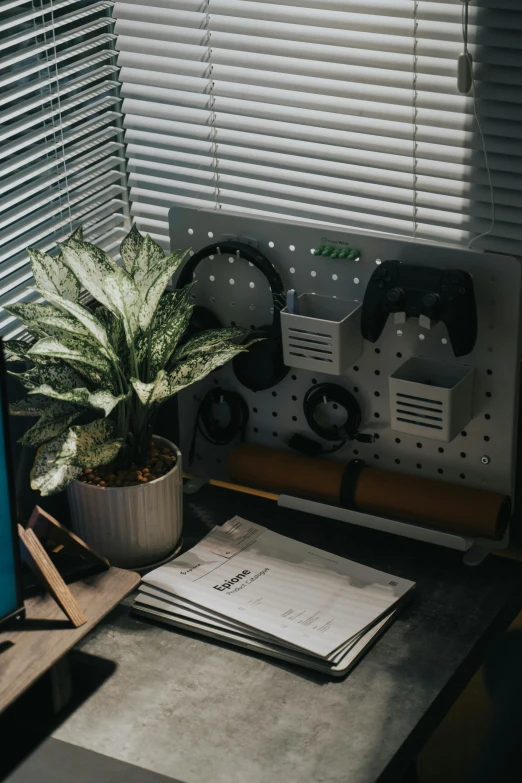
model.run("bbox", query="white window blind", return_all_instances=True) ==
[114,0,522,257]
[0,0,131,338]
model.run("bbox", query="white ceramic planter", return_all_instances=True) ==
[67,436,183,569]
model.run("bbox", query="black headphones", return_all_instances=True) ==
[176,241,289,392]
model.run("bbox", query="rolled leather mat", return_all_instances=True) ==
[227,444,509,540]
[353,466,509,540]
[228,443,345,505]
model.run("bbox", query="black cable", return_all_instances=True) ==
[289,383,369,457]
[189,388,249,465]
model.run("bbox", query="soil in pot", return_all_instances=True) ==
[79,441,177,488]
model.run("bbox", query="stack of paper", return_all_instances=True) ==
[133,517,415,676]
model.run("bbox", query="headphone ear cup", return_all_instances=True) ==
[233,326,289,392]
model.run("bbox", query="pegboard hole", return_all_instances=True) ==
[209,254,214,260]
[252,407,258,413]
[292,395,297,401]
[272,412,277,417]
[353,386,359,393]
[486,391,492,398]
[312,378,317,384]
[230,319,236,325]
[268,241,275,248]
[229,278,235,285]
[373,454,379,460]
[353,449,359,456]
[375,370,380,376]
[441,338,448,345]
[397,329,403,336]
[416,463,422,469]
[353,365,359,372]
[395,458,401,465]
[188,228,194,235]
[354,277,360,284]
[419,334,425,341]
[460,473,466,480]
[461,430,467,437]
[375,348,381,354]
[311,270,317,277]
[438,447,444,453]
[290,267,295,274]
[253,427,258,433]
[249,282,255,288]
[209,275,215,282]
[416,442,422,448]
[332,274,338,281]
[484,435,490,442]
[333,403,338,410]
[208,231,213,238]
[210,296,216,304]
[375,258,382,265]
[395,438,401,444]
[228,256,234,263]
[230,303,235,308]
[438,468,443,475]
[292,374,297,381]
[485,413,491,420]
[292,416,297,422]
[289,244,295,251]
[189,250,194,256]
[396,352,402,358]
[460,452,467,458]
[374,412,380,418]
[374,391,380,397]
[272,431,278,437]
[374,433,380,440]
[486,369,493,375]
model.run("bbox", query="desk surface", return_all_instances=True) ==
[53,486,522,783]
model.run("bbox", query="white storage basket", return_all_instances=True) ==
[389,358,474,442]
[281,294,362,375]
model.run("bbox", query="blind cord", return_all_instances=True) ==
[189,388,249,465]
[461,0,495,250]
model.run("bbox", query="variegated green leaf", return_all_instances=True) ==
[9,358,82,392]
[30,383,129,416]
[9,395,49,416]
[28,248,81,303]
[3,340,33,362]
[31,452,82,496]
[59,238,119,309]
[121,224,145,273]
[174,326,250,362]
[131,234,166,292]
[65,225,83,243]
[28,337,116,388]
[4,302,57,323]
[138,249,188,331]
[102,269,141,347]
[54,419,122,469]
[43,292,120,365]
[20,401,83,447]
[147,287,194,376]
[131,345,248,407]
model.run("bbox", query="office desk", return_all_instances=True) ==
[51,486,522,783]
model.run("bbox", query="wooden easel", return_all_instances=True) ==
[18,506,109,629]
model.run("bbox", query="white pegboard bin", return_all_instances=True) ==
[170,207,521,512]
[281,294,362,375]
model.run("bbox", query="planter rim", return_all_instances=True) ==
[72,436,181,493]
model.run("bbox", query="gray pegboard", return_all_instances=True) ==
[170,207,521,499]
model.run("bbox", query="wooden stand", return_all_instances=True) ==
[18,507,110,629]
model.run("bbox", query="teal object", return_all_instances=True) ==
[314,245,324,255]
[0,345,23,629]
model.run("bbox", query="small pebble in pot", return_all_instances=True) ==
[79,443,177,488]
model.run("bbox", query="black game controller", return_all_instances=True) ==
[361,261,477,356]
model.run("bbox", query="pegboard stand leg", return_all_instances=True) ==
[183,477,209,495]
[462,544,490,566]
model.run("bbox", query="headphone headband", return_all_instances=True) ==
[176,241,285,328]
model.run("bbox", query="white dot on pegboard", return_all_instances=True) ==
[289,245,295,251]
[229,278,235,285]
[228,256,234,263]
[332,274,338,281]
[189,250,194,256]
[188,228,194,235]
[310,248,315,254]
[397,329,403,336]
[311,270,317,277]
[289,267,295,274]
[354,277,359,284]
[209,275,215,282]
[375,258,381,265]
[419,334,425,341]
[441,337,448,345]
[268,241,275,248]
[249,282,255,288]
[209,255,214,260]
[248,262,254,267]
[208,231,213,238]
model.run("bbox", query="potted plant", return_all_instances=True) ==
[5,225,254,568]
